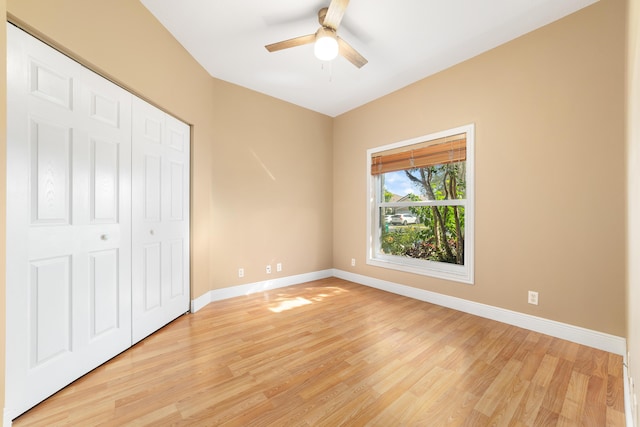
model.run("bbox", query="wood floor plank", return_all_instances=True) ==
[607,356,626,413]
[12,278,626,426]
[516,333,554,381]
[405,367,463,423]
[457,357,501,398]
[540,357,574,415]
[560,371,590,421]
[484,375,529,427]
[474,358,523,416]
[583,375,607,426]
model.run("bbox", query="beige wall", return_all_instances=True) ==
[208,79,333,283]
[628,0,640,422]
[334,0,626,336]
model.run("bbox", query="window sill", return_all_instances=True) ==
[367,255,474,285]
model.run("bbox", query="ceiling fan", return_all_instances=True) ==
[265,0,368,68]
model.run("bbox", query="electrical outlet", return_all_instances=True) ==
[528,290,539,305]
[351,258,356,267]
[266,265,271,274]
[238,268,244,278]
[276,263,282,272]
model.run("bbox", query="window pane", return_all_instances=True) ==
[379,207,420,228]
[380,206,465,265]
[381,171,418,199]
[382,162,466,200]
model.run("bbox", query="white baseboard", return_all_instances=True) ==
[4,409,14,427]
[624,354,636,427]
[190,269,334,312]
[333,269,627,356]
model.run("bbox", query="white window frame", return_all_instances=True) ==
[366,124,475,284]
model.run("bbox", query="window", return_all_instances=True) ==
[367,124,474,284]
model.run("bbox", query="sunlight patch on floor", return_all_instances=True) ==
[266,286,349,313]
[268,297,313,313]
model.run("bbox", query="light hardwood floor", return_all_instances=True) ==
[13,278,625,426]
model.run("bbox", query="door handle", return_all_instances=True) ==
[100,234,109,241]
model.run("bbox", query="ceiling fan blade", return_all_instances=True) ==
[323,0,349,30]
[265,34,315,52]
[338,37,367,68]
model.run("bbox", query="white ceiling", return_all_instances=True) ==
[140,0,597,117]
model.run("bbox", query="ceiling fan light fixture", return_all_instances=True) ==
[265,2,366,68]
[314,27,339,61]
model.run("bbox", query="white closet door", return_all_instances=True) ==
[131,97,190,343]
[6,25,132,419]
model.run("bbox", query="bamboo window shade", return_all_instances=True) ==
[371,133,466,175]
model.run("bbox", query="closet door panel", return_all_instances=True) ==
[28,59,73,108]
[29,256,72,365]
[91,138,120,223]
[6,25,132,420]
[89,249,120,337]
[132,97,190,344]
[144,154,162,221]
[169,161,185,221]
[169,239,186,298]
[143,242,163,310]
[30,119,71,224]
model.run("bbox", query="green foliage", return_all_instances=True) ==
[380,227,423,255]
[381,220,463,264]
[405,163,465,201]
[381,162,466,265]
